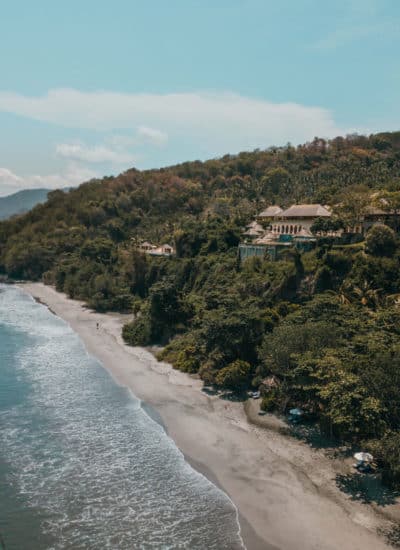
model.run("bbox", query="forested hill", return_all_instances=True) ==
[1,130,400,279]
[0,188,50,220]
[2,131,400,489]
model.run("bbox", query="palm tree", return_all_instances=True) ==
[385,293,400,308]
[339,280,382,309]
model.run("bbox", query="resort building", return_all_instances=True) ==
[239,203,329,261]
[257,206,283,225]
[362,206,398,233]
[242,220,264,240]
[239,199,400,262]
[270,204,332,236]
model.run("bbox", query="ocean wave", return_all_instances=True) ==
[0,285,244,549]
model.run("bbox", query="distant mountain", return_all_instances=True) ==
[0,188,50,220]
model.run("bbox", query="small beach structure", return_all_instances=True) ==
[289,408,304,423]
[259,375,281,395]
[353,452,375,472]
[289,408,304,417]
[353,452,373,462]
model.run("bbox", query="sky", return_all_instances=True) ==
[0,0,399,196]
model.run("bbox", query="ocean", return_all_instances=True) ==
[0,285,244,549]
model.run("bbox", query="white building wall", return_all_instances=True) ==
[271,218,314,235]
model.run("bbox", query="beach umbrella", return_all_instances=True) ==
[353,452,373,462]
[289,408,303,416]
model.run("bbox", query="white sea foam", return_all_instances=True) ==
[0,285,245,549]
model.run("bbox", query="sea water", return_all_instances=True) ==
[0,285,244,549]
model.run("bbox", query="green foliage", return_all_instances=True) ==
[122,315,151,346]
[158,333,202,373]
[259,295,400,446]
[4,242,54,279]
[215,360,252,391]
[347,254,400,297]
[373,433,400,486]
[365,224,398,257]
[318,367,385,440]
[310,217,344,235]
[261,389,281,412]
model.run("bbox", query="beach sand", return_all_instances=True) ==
[18,283,397,550]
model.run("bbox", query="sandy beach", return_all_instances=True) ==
[18,283,398,550]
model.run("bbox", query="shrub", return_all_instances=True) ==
[261,390,280,412]
[365,224,398,257]
[215,360,252,391]
[122,317,151,346]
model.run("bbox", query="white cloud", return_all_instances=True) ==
[0,88,345,155]
[56,142,137,164]
[0,164,97,196]
[0,167,22,185]
[312,21,399,50]
[137,126,168,146]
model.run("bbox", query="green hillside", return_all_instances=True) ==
[0,188,51,220]
[2,131,400,487]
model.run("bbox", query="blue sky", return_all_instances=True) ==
[0,0,399,195]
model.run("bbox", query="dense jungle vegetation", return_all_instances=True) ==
[2,131,400,486]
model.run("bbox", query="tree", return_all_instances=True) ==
[336,185,370,228]
[125,249,148,297]
[260,167,290,196]
[365,224,398,257]
[311,217,344,235]
[319,370,385,439]
[4,242,54,279]
[339,279,382,309]
[147,279,184,342]
[215,360,252,391]
[371,432,400,487]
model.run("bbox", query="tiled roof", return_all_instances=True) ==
[258,206,283,217]
[245,221,264,230]
[365,206,389,215]
[243,222,264,235]
[280,204,331,218]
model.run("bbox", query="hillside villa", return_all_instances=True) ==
[239,202,397,261]
[138,241,175,257]
[240,204,328,260]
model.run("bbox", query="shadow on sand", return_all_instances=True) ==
[201,386,247,402]
[378,525,400,548]
[335,472,400,506]
[289,420,341,450]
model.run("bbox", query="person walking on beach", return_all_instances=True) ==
[96,322,99,330]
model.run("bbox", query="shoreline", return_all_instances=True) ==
[17,283,397,550]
